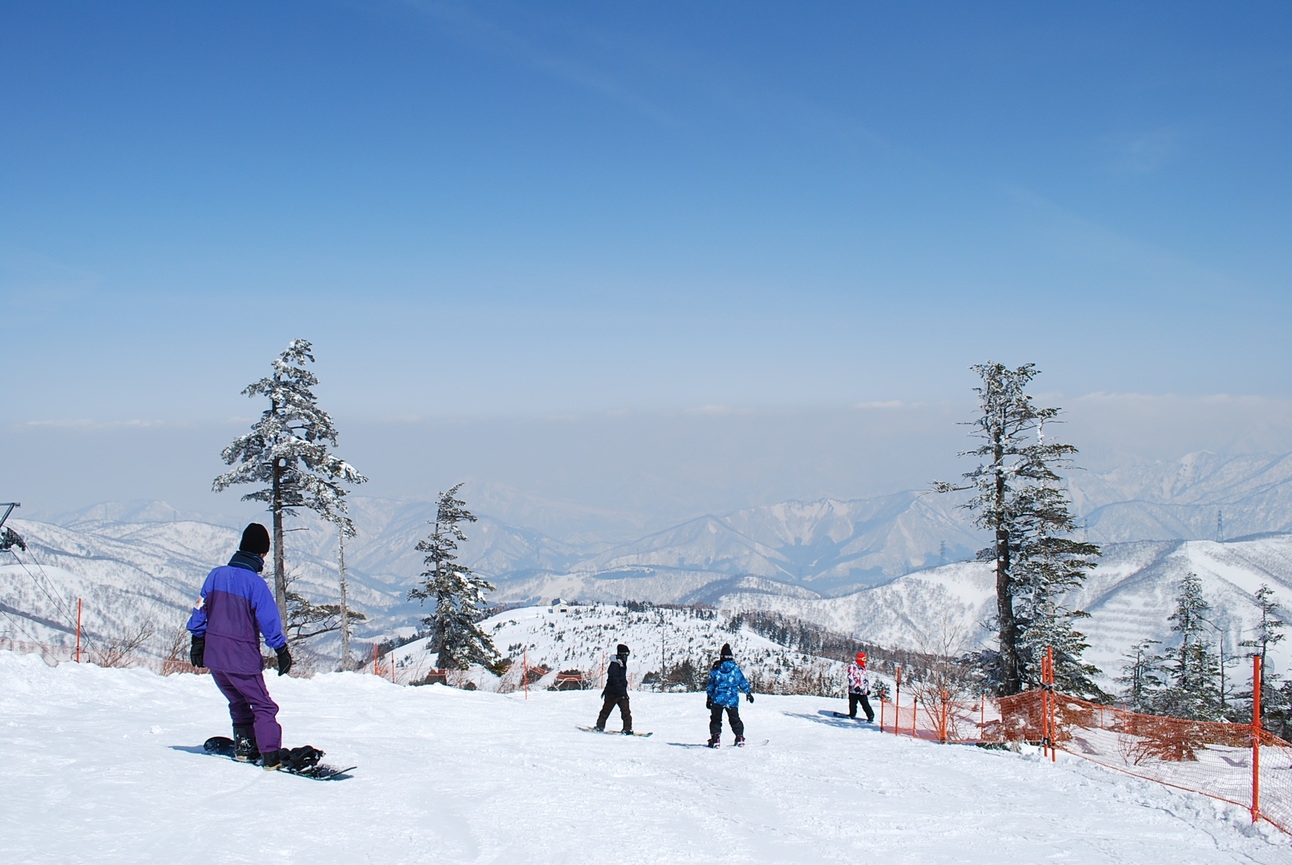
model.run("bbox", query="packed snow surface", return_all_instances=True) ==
[1,652,1287,864]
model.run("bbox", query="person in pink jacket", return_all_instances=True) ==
[845,651,874,722]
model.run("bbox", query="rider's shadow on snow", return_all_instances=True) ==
[782,711,873,730]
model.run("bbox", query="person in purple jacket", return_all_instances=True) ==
[187,523,293,769]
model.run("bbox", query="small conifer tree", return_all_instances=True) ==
[408,484,499,671]
[1240,584,1287,728]
[1154,571,1222,720]
[1117,639,1165,713]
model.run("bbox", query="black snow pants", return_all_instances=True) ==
[709,704,745,741]
[848,692,874,722]
[596,694,632,732]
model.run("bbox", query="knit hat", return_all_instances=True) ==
[720,643,733,660]
[617,643,630,657]
[855,651,867,665]
[240,523,271,556]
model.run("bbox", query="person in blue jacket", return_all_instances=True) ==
[186,523,293,769]
[706,643,753,747]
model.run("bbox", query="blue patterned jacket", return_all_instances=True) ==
[706,659,752,708]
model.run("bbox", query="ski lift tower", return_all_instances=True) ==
[0,502,24,552]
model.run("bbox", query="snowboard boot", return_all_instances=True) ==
[707,737,720,749]
[260,749,286,771]
[593,726,604,732]
[232,725,259,762]
[622,729,634,735]
[735,736,747,747]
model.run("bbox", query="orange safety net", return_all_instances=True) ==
[979,690,1292,836]
[878,653,1292,837]
[880,693,993,744]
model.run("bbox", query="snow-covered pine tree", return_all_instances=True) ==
[213,339,367,622]
[407,484,499,671]
[934,362,1101,696]
[1239,584,1286,728]
[1154,571,1222,720]
[1116,639,1165,713]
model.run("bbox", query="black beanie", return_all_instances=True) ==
[240,523,271,556]
[720,643,733,660]
[617,644,630,656]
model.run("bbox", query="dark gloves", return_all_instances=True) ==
[276,646,292,677]
[705,696,713,710]
[746,692,754,704]
[190,636,205,668]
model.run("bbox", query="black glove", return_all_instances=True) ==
[190,636,205,668]
[745,692,754,704]
[705,697,713,710]
[276,646,292,677]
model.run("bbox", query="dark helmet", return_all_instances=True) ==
[616,643,630,657]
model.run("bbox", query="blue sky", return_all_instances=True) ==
[3,2,1291,521]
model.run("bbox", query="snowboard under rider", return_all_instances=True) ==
[594,643,633,734]
[706,643,753,747]
[846,651,874,722]
[186,523,295,769]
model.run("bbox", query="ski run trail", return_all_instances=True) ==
[0,653,1287,865]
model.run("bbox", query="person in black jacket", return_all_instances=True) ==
[593,643,633,734]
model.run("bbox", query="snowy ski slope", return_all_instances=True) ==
[0,651,1287,865]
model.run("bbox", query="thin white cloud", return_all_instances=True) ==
[12,419,189,431]
[683,405,753,416]
[853,400,918,410]
[1102,128,1180,173]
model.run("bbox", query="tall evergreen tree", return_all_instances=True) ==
[408,484,498,671]
[934,362,1101,696]
[213,339,367,622]
[1154,571,1222,720]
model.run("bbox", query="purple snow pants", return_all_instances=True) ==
[211,670,282,753]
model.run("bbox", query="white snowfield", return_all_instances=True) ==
[1,652,1287,865]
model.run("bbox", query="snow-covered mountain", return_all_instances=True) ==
[5,449,1292,676]
[718,536,1292,685]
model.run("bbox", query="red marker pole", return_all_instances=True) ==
[894,666,902,736]
[1252,655,1262,825]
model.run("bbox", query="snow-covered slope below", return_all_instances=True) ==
[0,652,1285,864]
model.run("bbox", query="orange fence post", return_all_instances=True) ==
[1252,654,1262,825]
[879,696,885,732]
[894,666,901,736]
[1040,649,1050,760]
[523,648,529,701]
[1047,646,1056,763]
[75,598,83,663]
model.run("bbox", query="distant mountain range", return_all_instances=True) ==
[3,449,1292,684]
